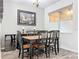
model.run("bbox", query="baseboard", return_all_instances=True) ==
[1,47,5,50]
[60,46,78,53]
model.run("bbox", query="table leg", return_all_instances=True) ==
[5,36,6,51]
[13,35,16,47]
[11,35,13,46]
[29,41,32,59]
[14,35,16,43]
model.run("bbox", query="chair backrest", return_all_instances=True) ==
[17,31,23,50]
[37,31,48,45]
[38,30,48,39]
[49,30,60,39]
[49,30,60,44]
[48,30,59,44]
[26,30,38,36]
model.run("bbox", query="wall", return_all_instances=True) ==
[45,0,78,52]
[1,0,78,52]
[1,0,45,48]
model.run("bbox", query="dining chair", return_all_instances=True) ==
[17,31,30,59]
[33,30,49,57]
[17,31,41,59]
[48,30,58,56]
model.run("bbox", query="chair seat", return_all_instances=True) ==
[23,44,30,49]
[23,44,45,49]
[33,44,45,48]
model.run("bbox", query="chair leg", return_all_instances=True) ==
[18,49,24,59]
[45,46,48,58]
[18,50,21,57]
[54,44,57,55]
[19,50,24,59]
[22,50,24,59]
[57,38,59,53]
[48,46,50,57]
[36,49,39,59]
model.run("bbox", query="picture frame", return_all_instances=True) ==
[17,10,36,26]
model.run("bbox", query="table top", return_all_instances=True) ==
[22,35,40,40]
[22,33,51,41]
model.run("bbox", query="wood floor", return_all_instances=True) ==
[1,40,78,59]
[1,48,78,59]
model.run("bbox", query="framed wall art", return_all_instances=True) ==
[17,10,36,26]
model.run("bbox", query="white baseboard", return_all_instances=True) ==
[60,46,78,53]
[1,47,5,50]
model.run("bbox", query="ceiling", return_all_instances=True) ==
[12,0,60,8]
